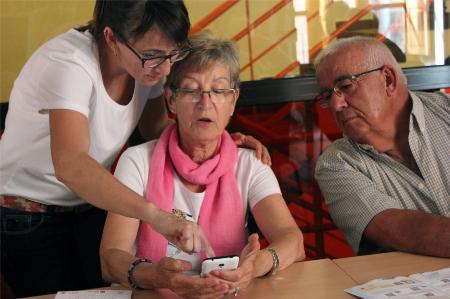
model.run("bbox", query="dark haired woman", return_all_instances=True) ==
[0,1,268,297]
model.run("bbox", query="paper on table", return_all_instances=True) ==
[55,290,132,299]
[345,266,450,299]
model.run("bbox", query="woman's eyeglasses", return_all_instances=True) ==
[174,88,237,104]
[115,31,191,68]
[123,41,191,68]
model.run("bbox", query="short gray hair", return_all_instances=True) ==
[314,36,406,84]
[166,31,240,89]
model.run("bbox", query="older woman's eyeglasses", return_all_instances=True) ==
[316,66,384,108]
[175,88,237,104]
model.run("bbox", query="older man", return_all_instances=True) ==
[314,36,450,257]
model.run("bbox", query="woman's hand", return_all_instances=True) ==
[230,132,271,166]
[153,258,232,299]
[208,233,261,294]
[149,209,215,257]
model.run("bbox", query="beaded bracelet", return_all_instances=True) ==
[127,258,152,289]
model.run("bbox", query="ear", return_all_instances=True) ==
[230,89,240,116]
[164,87,176,113]
[383,65,397,96]
[103,26,119,54]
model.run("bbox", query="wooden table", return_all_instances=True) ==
[24,252,450,299]
[23,259,355,299]
[333,251,450,284]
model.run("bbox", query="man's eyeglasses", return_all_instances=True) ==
[316,66,384,108]
[116,31,192,68]
[174,88,237,104]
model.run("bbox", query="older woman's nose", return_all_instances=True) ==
[197,91,213,108]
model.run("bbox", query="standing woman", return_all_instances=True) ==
[0,1,208,297]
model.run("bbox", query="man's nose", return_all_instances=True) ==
[329,92,348,112]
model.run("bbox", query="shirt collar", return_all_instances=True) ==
[349,91,426,153]
[409,91,426,133]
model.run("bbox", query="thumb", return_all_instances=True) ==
[248,233,260,252]
[165,258,192,272]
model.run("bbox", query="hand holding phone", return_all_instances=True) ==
[201,255,239,276]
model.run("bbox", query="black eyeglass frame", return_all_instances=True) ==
[315,66,384,105]
[115,31,192,69]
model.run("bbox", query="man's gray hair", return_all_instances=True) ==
[166,31,240,89]
[314,36,406,84]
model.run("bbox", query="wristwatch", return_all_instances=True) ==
[263,247,279,277]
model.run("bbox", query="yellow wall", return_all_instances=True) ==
[1,0,94,102]
[1,0,448,103]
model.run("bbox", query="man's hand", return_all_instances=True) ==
[231,132,271,166]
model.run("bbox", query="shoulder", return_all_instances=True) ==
[237,147,257,162]
[411,91,450,124]
[121,139,158,162]
[316,138,361,169]
[236,148,265,169]
[412,91,450,111]
[37,29,99,76]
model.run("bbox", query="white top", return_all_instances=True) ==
[0,29,163,206]
[114,140,282,272]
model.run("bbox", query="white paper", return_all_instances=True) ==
[55,290,132,299]
[345,266,450,299]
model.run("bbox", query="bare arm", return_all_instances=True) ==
[50,109,155,220]
[250,194,305,275]
[138,95,174,141]
[100,212,230,297]
[364,209,450,257]
[211,194,305,289]
[49,109,212,254]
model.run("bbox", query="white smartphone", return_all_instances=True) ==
[201,255,240,276]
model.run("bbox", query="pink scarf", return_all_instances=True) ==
[136,124,246,262]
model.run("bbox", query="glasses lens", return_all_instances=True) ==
[143,57,166,68]
[335,79,356,96]
[176,88,201,102]
[210,89,235,103]
[315,90,331,108]
[171,49,191,63]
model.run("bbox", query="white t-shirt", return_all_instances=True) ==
[114,140,282,272]
[0,29,163,206]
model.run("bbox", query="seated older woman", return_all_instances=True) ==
[100,32,305,298]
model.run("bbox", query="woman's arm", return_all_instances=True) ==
[49,109,211,254]
[100,212,231,297]
[210,194,305,289]
[251,194,305,274]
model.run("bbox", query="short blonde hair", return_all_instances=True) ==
[166,31,240,89]
[314,36,406,84]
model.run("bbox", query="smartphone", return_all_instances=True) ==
[201,255,240,276]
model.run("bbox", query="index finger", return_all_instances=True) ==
[199,228,215,258]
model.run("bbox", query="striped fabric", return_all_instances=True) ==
[315,91,450,254]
